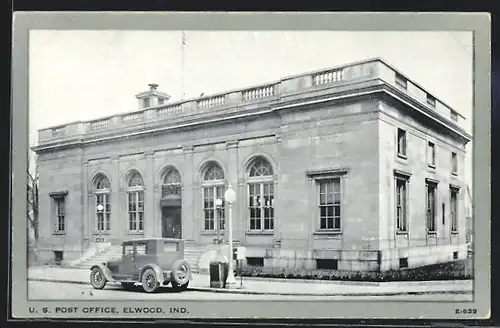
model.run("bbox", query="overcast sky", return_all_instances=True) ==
[29,30,473,187]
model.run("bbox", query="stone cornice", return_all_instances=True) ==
[32,82,471,153]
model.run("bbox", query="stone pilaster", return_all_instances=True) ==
[82,161,89,248]
[182,145,195,241]
[111,156,121,241]
[144,151,155,238]
[226,140,239,242]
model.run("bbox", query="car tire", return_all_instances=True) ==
[90,267,107,290]
[171,260,191,287]
[141,268,160,293]
[171,280,189,291]
[121,282,135,290]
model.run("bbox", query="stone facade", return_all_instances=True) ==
[33,58,471,271]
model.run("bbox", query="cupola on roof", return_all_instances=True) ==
[135,83,171,109]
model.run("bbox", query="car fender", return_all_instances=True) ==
[90,263,114,282]
[139,263,165,282]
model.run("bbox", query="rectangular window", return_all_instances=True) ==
[246,257,264,267]
[143,98,150,108]
[203,186,225,231]
[316,259,338,270]
[128,191,144,232]
[203,187,215,231]
[164,242,179,253]
[397,128,407,158]
[158,98,165,105]
[216,186,226,231]
[451,188,459,233]
[96,193,111,231]
[426,182,437,232]
[318,179,341,231]
[451,111,458,122]
[136,244,147,255]
[428,141,436,167]
[123,245,134,256]
[395,177,408,232]
[452,152,458,174]
[248,182,274,231]
[442,203,446,225]
[54,197,66,233]
[395,72,407,89]
[426,94,436,107]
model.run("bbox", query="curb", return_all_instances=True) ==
[28,278,472,297]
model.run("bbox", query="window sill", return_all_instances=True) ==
[52,232,66,236]
[452,172,458,177]
[245,231,274,236]
[396,231,409,235]
[126,232,144,236]
[314,231,342,236]
[397,153,408,161]
[93,232,111,236]
[427,164,436,170]
[451,231,459,235]
[200,231,225,236]
[427,231,437,236]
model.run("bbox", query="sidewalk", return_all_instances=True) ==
[27,266,472,296]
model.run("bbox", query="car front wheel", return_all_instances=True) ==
[90,267,107,290]
[141,269,160,293]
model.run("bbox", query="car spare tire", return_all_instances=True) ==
[171,260,191,286]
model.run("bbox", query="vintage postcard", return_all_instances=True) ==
[10,11,490,320]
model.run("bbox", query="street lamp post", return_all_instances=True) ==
[224,184,236,285]
[96,204,104,242]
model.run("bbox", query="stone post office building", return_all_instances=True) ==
[32,58,471,272]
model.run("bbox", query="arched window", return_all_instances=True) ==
[247,157,275,231]
[127,172,144,233]
[94,174,111,232]
[162,168,182,197]
[202,163,225,232]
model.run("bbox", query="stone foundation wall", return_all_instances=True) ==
[239,244,468,272]
[379,243,468,271]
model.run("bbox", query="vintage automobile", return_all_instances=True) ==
[89,238,192,293]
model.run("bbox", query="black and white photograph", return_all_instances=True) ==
[11,12,491,320]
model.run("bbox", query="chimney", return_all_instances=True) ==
[135,83,171,109]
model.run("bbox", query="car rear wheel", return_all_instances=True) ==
[121,282,135,290]
[171,281,189,291]
[171,260,191,287]
[90,267,107,290]
[141,269,160,293]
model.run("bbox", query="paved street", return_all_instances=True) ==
[29,281,473,301]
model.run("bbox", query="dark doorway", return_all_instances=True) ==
[162,206,182,239]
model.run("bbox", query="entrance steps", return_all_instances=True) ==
[183,243,208,274]
[70,244,122,269]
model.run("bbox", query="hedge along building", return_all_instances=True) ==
[32,58,471,272]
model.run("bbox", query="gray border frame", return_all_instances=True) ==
[11,12,491,319]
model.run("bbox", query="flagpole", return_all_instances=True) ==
[180,31,186,100]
